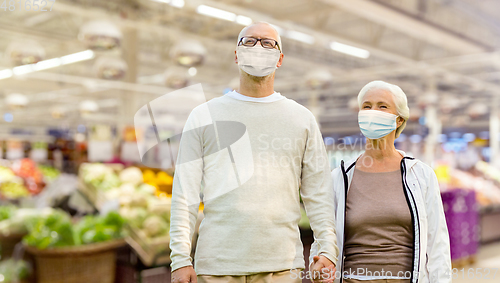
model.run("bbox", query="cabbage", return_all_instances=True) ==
[130,193,149,208]
[99,173,121,191]
[82,164,113,183]
[126,208,148,229]
[82,164,120,191]
[24,210,125,248]
[119,183,136,195]
[119,167,144,186]
[0,205,16,221]
[0,259,31,282]
[0,208,52,236]
[138,183,156,195]
[148,198,171,222]
[143,215,168,238]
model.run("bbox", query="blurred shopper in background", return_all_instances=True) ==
[310,81,451,283]
[170,22,338,283]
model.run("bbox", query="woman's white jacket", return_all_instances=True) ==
[309,150,452,283]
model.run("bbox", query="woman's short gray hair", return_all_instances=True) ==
[357,80,410,138]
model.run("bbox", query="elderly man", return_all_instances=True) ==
[170,22,338,283]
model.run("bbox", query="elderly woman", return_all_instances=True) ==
[310,81,451,283]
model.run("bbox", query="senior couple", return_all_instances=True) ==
[169,22,452,283]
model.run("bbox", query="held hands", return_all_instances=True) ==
[311,255,336,283]
[172,265,197,283]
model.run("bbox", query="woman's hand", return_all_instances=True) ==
[311,255,336,283]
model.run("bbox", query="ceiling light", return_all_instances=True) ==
[188,67,197,76]
[0,69,13,80]
[13,64,35,75]
[0,50,94,79]
[79,21,122,50]
[284,30,315,44]
[6,40,45,65]
[61,50,95,65]
[79,100,99,113]
[151,0,184,8]
[269,24,285,35]
[170,40,206,67]
[5,93,29,108]
[197,5,237,22]
[170,0,184,8]
[93,56,128,80]
[330,42,370,59]
[4,113,13,123]
[235,15,252,26]
[34,58,62,71]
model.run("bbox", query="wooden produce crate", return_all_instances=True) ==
[125,225,171,267]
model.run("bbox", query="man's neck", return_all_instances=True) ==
[238,72,275,98]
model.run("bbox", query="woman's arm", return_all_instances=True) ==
[424,167,452,283]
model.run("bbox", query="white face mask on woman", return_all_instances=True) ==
[236,45,280,77]
[358,110,399,139]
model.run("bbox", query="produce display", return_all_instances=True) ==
[11,159,45,194]
[23,210,125,249]
[0,160,60,200]
[0,181,30,199]
[120,196,171,240]
[0,205,16,222]
[476,161,500,184]
[81,163,121,191]
[0,166,16,183]
[0,259,31,283]
[0,207,54,236]
[142,169,173,197]
[0,166,30,199]
[79,164,173,264]
[436,162,500,206]
[38,165,61,182]
[81,163,173,205]
[107,167,171,240]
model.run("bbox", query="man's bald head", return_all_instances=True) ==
[237,22,282,52]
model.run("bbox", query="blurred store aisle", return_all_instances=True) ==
[452,242,500,283]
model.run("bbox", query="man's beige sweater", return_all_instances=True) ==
[169,92,338,275]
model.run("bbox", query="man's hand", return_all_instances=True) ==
[311,255,336,283]
[172,266,197,283]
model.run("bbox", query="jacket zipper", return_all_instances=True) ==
[400,157,420,283]
[340,160,355,283]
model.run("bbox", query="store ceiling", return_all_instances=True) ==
[0,0,500,136]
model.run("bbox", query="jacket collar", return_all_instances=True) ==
[343,149,418,172]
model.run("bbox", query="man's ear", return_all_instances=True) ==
[234,50,238,64]
[276,53,284,68]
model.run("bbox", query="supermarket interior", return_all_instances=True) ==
[1,0,500,282]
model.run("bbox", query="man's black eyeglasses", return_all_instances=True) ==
[238,37,281,52]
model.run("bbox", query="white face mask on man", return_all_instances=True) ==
[236,45,280,77]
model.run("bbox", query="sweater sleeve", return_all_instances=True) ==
[300,116,338,265]
[309,168,340,268]
[169,110,204,272]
